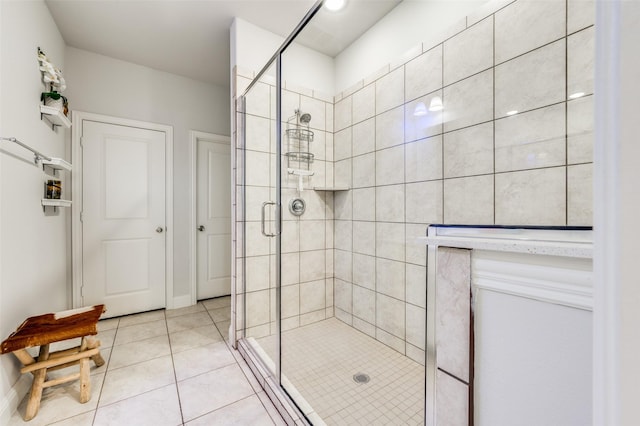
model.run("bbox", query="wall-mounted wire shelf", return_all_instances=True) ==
[285,128,314,142]
[285,152,314,162]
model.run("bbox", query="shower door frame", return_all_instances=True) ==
[238,0,327,419]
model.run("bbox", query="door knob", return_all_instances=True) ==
[156,227,164,233]
[198,225,205,232]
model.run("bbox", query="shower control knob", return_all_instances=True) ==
[198,225,205,232]
[156,226,164,233]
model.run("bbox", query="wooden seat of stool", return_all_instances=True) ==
[0,304,106,421]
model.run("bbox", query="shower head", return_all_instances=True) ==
[299,113,312,124]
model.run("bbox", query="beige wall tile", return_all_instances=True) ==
[444,70,493,132]
[405,135,443,183]
[353,285,376,324]
[376,222,406,262]
[376,184,405,222]
[568,26,595,97]
[334,95,352,131]
[495,167,566,225]
[405,91,444,142]
[376,293,406,338]
[495,40,565,117]
[376,145,405,186]
[352,117,376,156]
[353,152,376,188]
[405,45,443,101]
[376,258,406,300]
[376,106,405,150]
[444,175,494,225]
[444,16,493,86]
[406,181,443,224]
[376,67,405,114]
[568,163,593,226]
[300,280,326,314]
[568,0,595,34]
[353,253,376,290]
[352,83,376,124]
[494,104,566,172]
[444,122,494,178]
[353,220,376,256]
[352,187,376,222]
[436,247,470,382]
[567,95,594,164]
[436,370,469,426]
[495,0,565,63]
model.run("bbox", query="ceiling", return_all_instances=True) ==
[44,0,401,88]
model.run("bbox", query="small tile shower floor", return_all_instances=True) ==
[257,318,425,425]
[8,297,285,426]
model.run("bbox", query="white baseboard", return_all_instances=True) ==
[0,374,30,424]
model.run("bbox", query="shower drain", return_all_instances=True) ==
[353,373,370,384]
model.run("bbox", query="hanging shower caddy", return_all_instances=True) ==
[285,109,314,192]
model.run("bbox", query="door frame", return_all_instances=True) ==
[71,111,174,309]
[189,130,231,305]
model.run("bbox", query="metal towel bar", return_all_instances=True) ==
[0,137,52,163]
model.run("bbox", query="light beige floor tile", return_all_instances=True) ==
[8,373,105,426]
[216,320,231,341]
[109,334,171,370]
[117,310,166,328]
[94,384,182,426]
[166,312,213,334]
[169,324,223,354]
[202,296,231,311]
[114,319,167,346]
[97,317,120,332]
[96,329,117,349]
[178,364,254,422]
[209,306,231,322]
[48,411,95,425]
[186,394,275,425]
[99,355,175,407]
[165,302,206,318]
[173,341,236,381]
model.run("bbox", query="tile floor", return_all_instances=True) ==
[257,318,425,425]
[8,297,286,426]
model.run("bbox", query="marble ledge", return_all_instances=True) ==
[422,235,593,259]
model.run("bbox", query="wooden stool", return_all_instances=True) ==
[0,305,106,421]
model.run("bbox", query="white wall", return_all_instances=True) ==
[335,0,488,92]
[64,47,230,300]
[0,0,68,420]
[231,18,335,96]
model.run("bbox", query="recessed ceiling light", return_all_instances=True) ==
[569,92,585,99]
[506,110,518,116]
[324,0,346,12]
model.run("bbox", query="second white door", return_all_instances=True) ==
[196,136,231,299]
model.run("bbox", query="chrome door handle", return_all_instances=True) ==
[156,226,164,233]
[198,225,205,232]
[261,201,276,237]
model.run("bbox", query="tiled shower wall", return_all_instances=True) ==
[234,70,337,339]
[332,0,594,362]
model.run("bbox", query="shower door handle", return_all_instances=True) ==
[261,201,277,237]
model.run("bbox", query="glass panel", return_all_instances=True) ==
[241,61,279,376]
[278,4,429,424]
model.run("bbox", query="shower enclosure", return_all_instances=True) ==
[233,0,594,424]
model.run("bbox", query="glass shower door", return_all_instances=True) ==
[241,61,280,376]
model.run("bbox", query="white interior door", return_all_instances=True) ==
[196,138,231,299]
[82,120,166,317]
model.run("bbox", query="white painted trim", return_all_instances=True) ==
[0,375,31,424]
[593,1,618,424]
[189,130,231,305]
[71,111,175,310]
[472,251,593,311]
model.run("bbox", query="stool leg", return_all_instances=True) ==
[79,338,91,403]
[24,344,50,421]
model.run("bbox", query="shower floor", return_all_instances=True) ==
[256,318,424,425]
